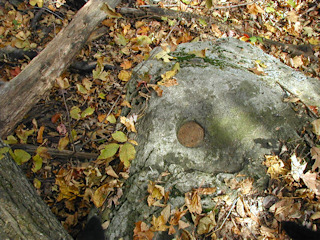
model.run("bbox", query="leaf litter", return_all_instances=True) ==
[0,0,319,238]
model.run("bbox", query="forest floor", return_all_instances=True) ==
[1,0,320,239]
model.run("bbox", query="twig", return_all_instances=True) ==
[213,1,256,9]
[163,20,180,43]
[214,196,240,232]
[60,90,75,152]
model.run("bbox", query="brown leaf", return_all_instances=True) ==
[185,191,202,214]
[301,171,320,195]
[311,147,320,171]
[133,221,154,240]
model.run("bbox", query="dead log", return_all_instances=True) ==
[0,139,73,239]
[0,0,121,138]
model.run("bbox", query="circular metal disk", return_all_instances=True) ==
[177,121,204,148]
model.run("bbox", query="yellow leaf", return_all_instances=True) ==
[93,183,114,208]
[70,106,81,120]
[118,70,132,82]
[119,143,136,167]
[33,178,41,189]
[58,135,69,151]
[150,215,169,232]
[81,107,95,118]
[154,49,175,63]
[29,0,43,7]
[107,114,117,124]
[120,116,137,132]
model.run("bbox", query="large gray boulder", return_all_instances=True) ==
[104,38,320,239]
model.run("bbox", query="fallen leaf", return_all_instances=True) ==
[11,149,31,165]
[197,211,216,235]
[311,119,320,135]
[290,154,307,182]
[247,4,264,15]
[301,171,320,195]
[37,126,45,143]
[119,143,136,167]
[98,143,120,159]
[118,70,132,82]
[101,3,122,18]
[105,166,118,178]
[185,190,202,214]
[150,215,169,232]
[133,221,154,240]
[32,154,43,172]
[58,135,69,151]
[311,147,320,171]
[81,106,95,118]
[112,131,127,143]
[70,106,81,120]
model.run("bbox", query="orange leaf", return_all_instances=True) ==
[133,221,154,240]
[51,113,61,123]
[37,126,45,143]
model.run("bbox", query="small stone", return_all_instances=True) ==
[177,121,204,148]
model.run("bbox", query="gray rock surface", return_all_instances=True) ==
[104,38,319,239]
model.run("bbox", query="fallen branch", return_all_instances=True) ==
[0,0,121,138]
[10,144,98,160]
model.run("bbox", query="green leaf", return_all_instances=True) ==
[119,143,136,167]
[107,114,116,124]
[98,143,120,159]
[112,131,127,143]
[115,33,129,46]
[32,154,43,172]
[98,92,106,99]
[16,129,34,144]
[265,7,275,13]
[286,0,296,8]
[81,107,95,118]
[198,18,207,26]
[3,135,18,144]
[11,149,31,165]
[0,147,10,160]
[76,84,88,94]
[250,36,257,43]
[70,106,81,120]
